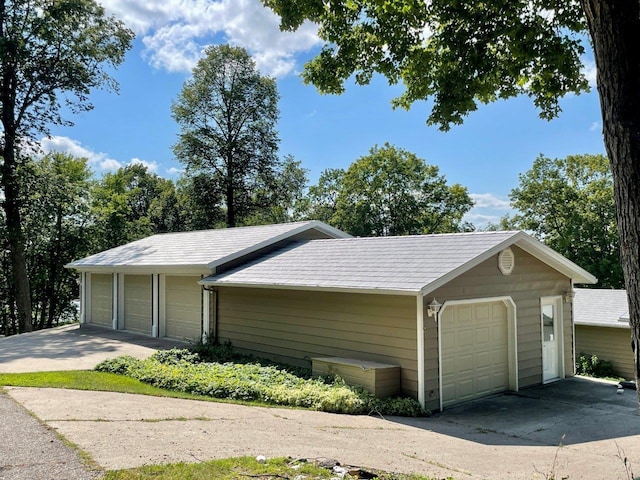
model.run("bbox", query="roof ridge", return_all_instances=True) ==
[138,220,314,238]
[301,230,521,242]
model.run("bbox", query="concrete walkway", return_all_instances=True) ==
[1,325,639,479]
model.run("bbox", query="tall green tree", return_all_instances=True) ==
[509,154,621,289]
[263,0,640,404]
[303,144,473,236]
[92,163,184,250]
[0,0,133,332]
[0,153,94,335]
[296,168,345,224]
[172,44,280,228]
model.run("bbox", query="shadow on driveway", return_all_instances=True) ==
[0,324,187,373]
[395,377,640,447]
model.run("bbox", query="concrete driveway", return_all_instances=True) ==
[1,325,639,479]
[0,324,185,373]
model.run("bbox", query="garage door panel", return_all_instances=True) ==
[91,274,112,327]
[165,276,201,341]
[124,275,151,334]
[441,302,509,407]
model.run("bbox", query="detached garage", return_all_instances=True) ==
[69,224,597,411]
[201,231,596,411]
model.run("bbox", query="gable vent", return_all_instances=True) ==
[498,248,515,275]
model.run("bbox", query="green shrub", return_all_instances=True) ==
[95,354,428,416]
[189,339,242,363]
[95,356,142,375]
[151,348,201,365]
[576,353,616,378]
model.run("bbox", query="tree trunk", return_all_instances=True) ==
[582,0,640,407]
[0,1,32,333]
[0,149,33,333]
[226,157,235,227]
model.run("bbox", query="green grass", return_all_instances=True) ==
[0,371,240,403]
[103,456,437,480]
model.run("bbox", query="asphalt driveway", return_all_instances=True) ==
[1,325,639,479]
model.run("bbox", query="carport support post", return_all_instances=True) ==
[417,294,426,409]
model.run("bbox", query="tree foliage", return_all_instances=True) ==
[91,163,185,251]
[508,154,622,288]
[301,144,473,236]
[263,0,588,130]
[172,44,281,228]
[0,153,94,335]
[0,0,133,332]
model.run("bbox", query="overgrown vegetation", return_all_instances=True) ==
[103,456,436,480]
[96,347,428,417]
[576,353,617,379]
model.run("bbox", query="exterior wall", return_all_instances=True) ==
[123,274,152,334]
[575,325,634,380]
[424,246,572,411]
[217,287,418,398]
[90,274,112,327]
[165,275,202,341]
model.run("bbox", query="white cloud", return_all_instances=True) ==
[167,166,185,176]
[40,136,123,171]
[463,212,503,226]
[469,193,510,209]
[582,58,597,88]
[101,0,321,77]
[590,121,601,132]
[130,157,159,173]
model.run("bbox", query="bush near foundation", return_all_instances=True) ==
[576,353,616,378]
[95,349,427,417]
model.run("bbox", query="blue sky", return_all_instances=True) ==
[41,0,606,228]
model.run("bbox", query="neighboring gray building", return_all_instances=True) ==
[574,288,634,380]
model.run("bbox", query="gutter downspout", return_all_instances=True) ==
[417,293,425,409]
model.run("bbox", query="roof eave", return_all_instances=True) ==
[198,279,419,296]
[64,264,211,275]
[575,321,630,329]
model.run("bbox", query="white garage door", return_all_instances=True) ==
[165,276,201,341]
[90,274,112,327]
[441,301,509,407]
[123,275,152,334]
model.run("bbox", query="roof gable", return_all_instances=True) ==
[65,221,349,273]
[201,231,597,294]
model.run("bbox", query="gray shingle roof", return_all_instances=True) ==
[203,230,596,294]
[66,221,346,271]
[574,288,629,328]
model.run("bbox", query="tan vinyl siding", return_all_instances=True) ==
[90,274,112,327]
[217,288,418,398]
[165,276,201,341]
[124,275,152,334]
[576,325,634,380]
[425,245,571,411]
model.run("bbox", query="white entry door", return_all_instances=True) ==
[541,297,562,382]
